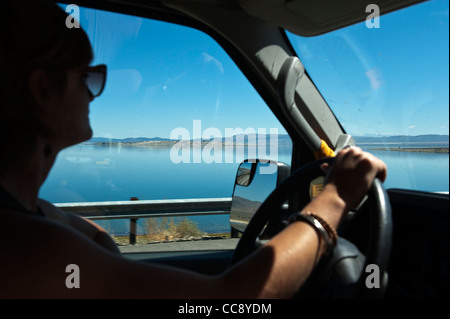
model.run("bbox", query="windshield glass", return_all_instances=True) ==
[287,0,449,192]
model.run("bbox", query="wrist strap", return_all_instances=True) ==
[288,210,338,255]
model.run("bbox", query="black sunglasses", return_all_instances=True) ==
[82,64,107,97]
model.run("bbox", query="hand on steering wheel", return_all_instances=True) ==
[230,148,392,299]
[321,146,387,213]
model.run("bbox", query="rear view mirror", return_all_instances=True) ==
[230,159,290,237]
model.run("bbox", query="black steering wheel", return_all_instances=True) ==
[230,157,392,299]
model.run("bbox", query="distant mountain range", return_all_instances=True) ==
[87,137,173,143]
[86,134,448,145]
[353,134,449,143]
[87,134,293,145]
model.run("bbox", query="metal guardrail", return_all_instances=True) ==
[55,197,233,245]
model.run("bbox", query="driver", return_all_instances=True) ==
[0,0,387,298]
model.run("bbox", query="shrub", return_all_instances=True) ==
[144,217,204,241]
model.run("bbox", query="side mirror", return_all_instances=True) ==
[230,159,290,237]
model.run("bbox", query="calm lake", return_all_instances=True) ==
[40,142,449,235]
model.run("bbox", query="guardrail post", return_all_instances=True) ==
[130,218,138,245]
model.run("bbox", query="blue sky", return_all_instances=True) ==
[72,7,282,140]
[288,0,449,136]
[69,0,448,139]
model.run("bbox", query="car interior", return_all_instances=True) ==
[45,0,449,299]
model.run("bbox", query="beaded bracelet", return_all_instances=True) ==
[288,210,338,255]
[302,211,338,246]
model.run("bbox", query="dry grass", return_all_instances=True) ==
[144,217,205,242]
[108,217,232,246]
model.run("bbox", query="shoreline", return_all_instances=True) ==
[369,147,449,153]
[84,140,449,153]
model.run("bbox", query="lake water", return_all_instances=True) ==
[40,142,449,235]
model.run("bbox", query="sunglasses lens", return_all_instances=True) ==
[85,71,105,97]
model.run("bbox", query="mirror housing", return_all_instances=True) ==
[230,159,290,237]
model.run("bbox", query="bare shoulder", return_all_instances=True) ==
[0,210,124,297]
[37,198,71,223]
[38,198,95,233]
[0,208,217,298]
[37,198,121,254]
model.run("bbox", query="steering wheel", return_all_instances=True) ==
[230,157,392,299]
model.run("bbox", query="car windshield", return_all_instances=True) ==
[286,0,449,192]
[42,1,447,250]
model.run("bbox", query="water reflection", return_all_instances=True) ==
[42,144,292,203]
